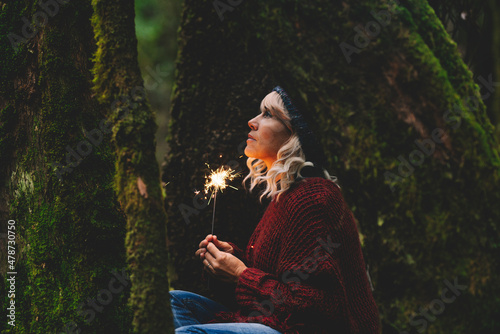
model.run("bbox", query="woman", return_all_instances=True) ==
[170,86,381,333]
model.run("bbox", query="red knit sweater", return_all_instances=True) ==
[209,177,380,333]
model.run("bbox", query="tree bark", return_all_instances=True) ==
[164,0,500,332]
[0,1,130,333]
[91,0,173,332]
[490,0,500,139]
[0,0,173,333]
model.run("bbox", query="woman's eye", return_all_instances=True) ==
[263,110,272,118]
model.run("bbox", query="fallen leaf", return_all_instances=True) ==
[137,177,148,198]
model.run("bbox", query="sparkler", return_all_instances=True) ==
[203,164,239,235]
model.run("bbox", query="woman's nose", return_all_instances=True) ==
[248,117,258,130]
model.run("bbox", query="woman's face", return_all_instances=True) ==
[245,106,291,168]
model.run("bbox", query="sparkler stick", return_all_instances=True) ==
[211,191,217,235]
[202,164,239,290]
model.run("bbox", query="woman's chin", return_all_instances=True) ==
[244,147,255,159]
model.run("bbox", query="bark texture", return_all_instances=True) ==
[91,0,173,332]
[1,0,173,333]
[1,1,129,333]
[163,0,500,333]
[490,0,500,137]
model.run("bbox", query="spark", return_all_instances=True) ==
[204,164,238,201]
[203,164,239,234]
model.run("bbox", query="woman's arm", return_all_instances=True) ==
[229,183,379,332]
[233,217,346,328]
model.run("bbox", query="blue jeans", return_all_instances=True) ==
[170,290,282,334]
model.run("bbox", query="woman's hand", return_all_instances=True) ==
[202,242,248,283]
[195,234,233,260]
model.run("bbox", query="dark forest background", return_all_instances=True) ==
[1,0,499,333]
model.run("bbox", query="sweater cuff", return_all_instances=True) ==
[235,267,272,305]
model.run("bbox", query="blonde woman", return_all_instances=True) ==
[170,86,380,333]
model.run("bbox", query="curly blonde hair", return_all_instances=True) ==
[243,91,338,202]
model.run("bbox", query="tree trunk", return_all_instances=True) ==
[164,0,500,333]
[490,0,500,139]
[0,1,130,333]
[0,0,173,333]
[91,0,173,332]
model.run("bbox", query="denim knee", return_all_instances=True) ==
[170,289,195,299]
[169,289,182,298]
[175,325,207,334]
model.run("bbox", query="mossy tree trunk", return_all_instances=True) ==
[490,0,500,138]
[91,0,173,333]
[0,0,172,333]
[428,0,500,141]
[164,0,500,333]
[0,1,130,333]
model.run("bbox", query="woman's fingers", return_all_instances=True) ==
[206,243,222,259]
[194,248,205,257]
[202,244,242,283]
[199,234,215,248]
[204,248,215,263]
[211,235,230,251]
[212,235,224,248]
[200,235,230,252]
[196,235,232,263]
[203,265,219,279]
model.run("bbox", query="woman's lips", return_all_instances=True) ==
[247,134,256,142]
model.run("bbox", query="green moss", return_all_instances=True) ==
[0,1,132,333]
[91,0,172,332]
